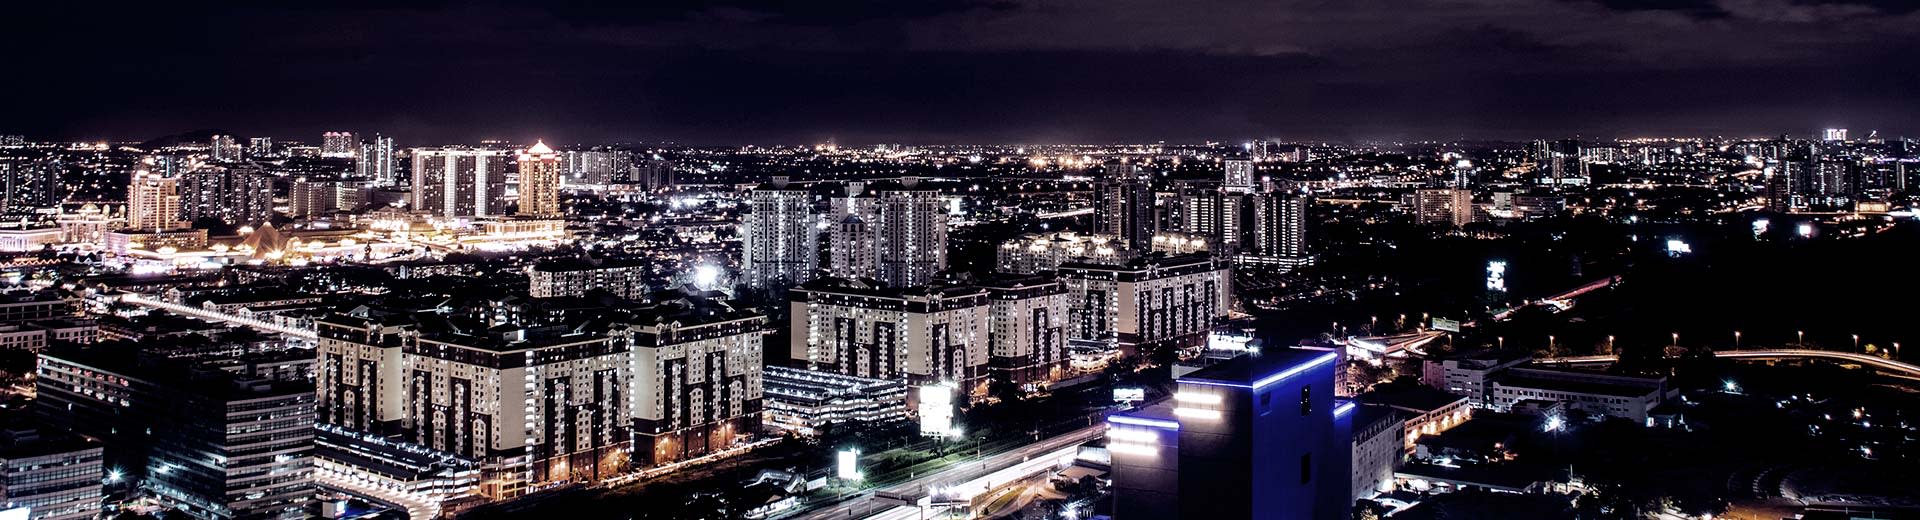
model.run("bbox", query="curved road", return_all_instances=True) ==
[1539,349,1920,378]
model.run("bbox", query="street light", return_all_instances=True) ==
[1798,330,1805,346]
[1672,332,1679,347]
[1734,331,1741,349]
[1606,335,1615,353]
[1548,335,1555,351]
[1854,334,1861,352]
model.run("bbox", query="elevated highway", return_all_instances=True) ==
[1539,349,1920,378]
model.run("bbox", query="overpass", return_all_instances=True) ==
[1538,349,1920,378]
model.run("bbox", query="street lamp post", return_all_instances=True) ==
[1548,335,1555,351]
[1606,335,1615,354]
[1734,331,1741,349]
[1798,330,1805,346]
[1671,333,1679,350]
[1854,334,1861,352]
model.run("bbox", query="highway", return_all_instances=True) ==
[1538,349,1920,378]
[789,423,1106,520]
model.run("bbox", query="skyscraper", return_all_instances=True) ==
[179,166,275,225]
[1109,348,1351,520]
[1244,192,1310,267]
[516,141,562,217]
[829,178,947,288]
[208,135,241,162]
[321,131,358,158]
[410,148,509,218]
[1095,161,1155,250]
[1,158,62,214]
[126,170,185,232]
[742,176,819,292]
[357,135,396,186]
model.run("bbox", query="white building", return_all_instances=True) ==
[1057,253,1231,351]
[411,147,510,218]
[980,275,1069,386]
[621,294,766,465]
[828,178,947,288]
[1489,367,1674,424]
[742,177,818,292]
[789,279,990,388]
[528,257,648,301]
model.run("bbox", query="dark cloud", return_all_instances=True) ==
[2,1,1916,144]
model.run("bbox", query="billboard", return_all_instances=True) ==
[1431,318,1460,333]
[918,383,957,437]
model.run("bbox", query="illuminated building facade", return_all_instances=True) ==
[829,178,947,288]
[980,274,1068,386]
[315,315,631,498]
[126,170,185,232]
[1108,349,1351,520]
[322,131,358,159]
[788,278,990,388]
[516,141,561,217]
[180,166,275,225]
[761,366,908,436]
[411,148,509,218]
[1058,253,1230,352]
[527,257,648,301]
[994,232,1138,275]
[1095,162,1155,250]
[741,176,818,292]
[622,296,766,465]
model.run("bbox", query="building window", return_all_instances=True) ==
[1300,452,1312,484]
[1300,385,1312,416]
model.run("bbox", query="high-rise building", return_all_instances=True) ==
[35,347,317,520]
[1223,159,1255,193]
[179,166,275,225]
[1108,349,1351,520]
[561,149,626,186]
[1094,162,1155,250]
[0,424,105,520]
[315,313,632,495]
[828,178,947,288]
[289,177,365,217]
[789,279,990,387]
[410,148,509,218]
[1413,188,1475,228]
[1,158,62,214]
[321,132,358,158]
[980,275,1068,386]
[1174,187,1244,250]
[1058,253,1230,351]
[1766,160,1801,213]
[247,137,274,158]
[357,135,396,186]
[742,177,819,293]
[126,170,185,232]
[516,141,562,217]
[633,159,675,190]
[208,135,241,162]
[1243,192,1310,267]
[623,296,766,465]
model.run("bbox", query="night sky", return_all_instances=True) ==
[5,0,1919,145]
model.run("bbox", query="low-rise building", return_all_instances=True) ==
[1357,383,1471,451]
[528,257,649,301]
[1420,350,1531,408]
[1350,406,1405,502]
[1489,367,1674,424]
[761,366,908,436]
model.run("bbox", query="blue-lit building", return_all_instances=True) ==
[1109,348,1352,519]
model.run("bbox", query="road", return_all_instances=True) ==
[1538,349,1920,378]
[789,423,1105,520]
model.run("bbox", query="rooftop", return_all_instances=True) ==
[1180,347,1336,389]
